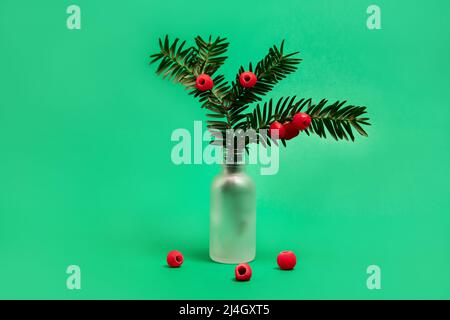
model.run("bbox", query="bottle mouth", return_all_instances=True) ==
[222,146,244,165]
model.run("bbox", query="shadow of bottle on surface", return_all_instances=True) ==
[182,245,210,263]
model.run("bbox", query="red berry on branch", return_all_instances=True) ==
[166,250,184,267]
[269,121,286,140]
[283,122,299,140]
[277,251,297,270]
[292,113,312,131]
[239,71,257,88]
[235,263,252,281]
[195,74,214,91]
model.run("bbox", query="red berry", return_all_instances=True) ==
[269,121,286,140]
[235,263,252,281]
[292,113,312,131]
[239,71,257,88]
[277,251,297,270]
[283,122,299,140]
[195,74,214,91]
[166,250,184,267]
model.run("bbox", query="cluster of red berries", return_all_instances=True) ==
[195,71,311,140]
[269,113,312,140]
[166,250,297,282]
[195,71,258,91]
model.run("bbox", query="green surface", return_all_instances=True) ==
[1,0,449,299]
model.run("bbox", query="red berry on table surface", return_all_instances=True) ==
[269,121,286,140]
[235,263,252,281]
[166,250,184,267]
[292,112,312,131]
[195,74,214,91]
[283,122,299,140]
[277,251,297,270]
[239,71,257,88]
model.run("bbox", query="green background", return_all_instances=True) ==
[1,0,449,299]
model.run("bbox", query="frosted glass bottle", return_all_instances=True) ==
[209,163,256,264]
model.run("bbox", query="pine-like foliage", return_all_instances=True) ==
[246,97,369,147]
[149,36,197,87]
[192,36,229,76]
[150,35,370,146]
[227,41,301,109]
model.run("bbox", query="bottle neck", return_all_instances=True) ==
[223,146,244,164]
[222,163,245,174]
[222,146,245,174]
